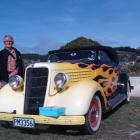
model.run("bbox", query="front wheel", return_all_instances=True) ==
[84,95,102,134]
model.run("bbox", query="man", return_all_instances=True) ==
[0,35,24,88]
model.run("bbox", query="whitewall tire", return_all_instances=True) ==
[84,95,102,134]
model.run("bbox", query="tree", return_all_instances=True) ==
[60,36,102,49]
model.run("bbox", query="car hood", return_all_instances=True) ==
[30,62,91,71]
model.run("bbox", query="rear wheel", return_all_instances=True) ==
[84,95,102,134]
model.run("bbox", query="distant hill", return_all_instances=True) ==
[114,46,137,52]
[21,36,140,76]
[22,53,47,61]
[21,37,140,63]
[60,36,101,49]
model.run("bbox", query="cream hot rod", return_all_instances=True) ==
[0,46,132,134]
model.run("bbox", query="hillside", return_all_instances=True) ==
[60,36,101,49]
[22,37,140,76]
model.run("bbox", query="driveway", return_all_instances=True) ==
[130,77,140,97]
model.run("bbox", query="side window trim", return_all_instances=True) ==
[97,50,116,66]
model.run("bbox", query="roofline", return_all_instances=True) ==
[48,46,111,54]
[48,46,119,64]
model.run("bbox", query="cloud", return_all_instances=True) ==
[19,39,63,54]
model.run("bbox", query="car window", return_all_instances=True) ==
[98,51,115,65]
[48,50,97,64]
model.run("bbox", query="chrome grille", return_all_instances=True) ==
[24,67,48,115]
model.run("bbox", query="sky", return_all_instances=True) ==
[0,0,140,54]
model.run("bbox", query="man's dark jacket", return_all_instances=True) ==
[0,47,24,82]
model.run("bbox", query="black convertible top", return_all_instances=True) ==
[48,46,119,64]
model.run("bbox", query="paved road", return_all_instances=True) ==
[130,77,140,97]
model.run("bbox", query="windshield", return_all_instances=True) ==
[48,50,97,64]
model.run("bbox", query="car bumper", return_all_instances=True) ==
[0,113,85,125]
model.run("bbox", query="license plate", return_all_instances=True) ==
[13,117,35,128]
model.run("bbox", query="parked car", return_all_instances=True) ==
[0,46,132,134]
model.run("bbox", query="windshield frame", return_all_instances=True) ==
[47,49,97,64]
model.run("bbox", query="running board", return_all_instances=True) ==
[108,94,127,109]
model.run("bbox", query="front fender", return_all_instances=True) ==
[0,84,24,114]
[47,80,106,115]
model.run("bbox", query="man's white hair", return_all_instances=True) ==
[3,35,14,43]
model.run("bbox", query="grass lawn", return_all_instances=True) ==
[0,97,140,140]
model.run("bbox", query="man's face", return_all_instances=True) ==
[4,37,13,49]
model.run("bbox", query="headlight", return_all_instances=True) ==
[54,73,68,89]
[9,75,23,90]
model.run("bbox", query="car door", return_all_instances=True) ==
[96,50,119,98]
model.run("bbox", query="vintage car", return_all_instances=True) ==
[0,46,132,134]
